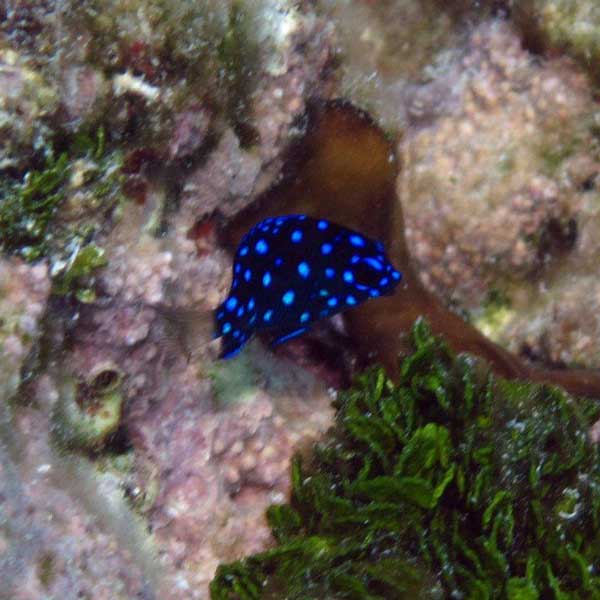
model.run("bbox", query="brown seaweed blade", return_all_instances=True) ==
[220,99,600,398]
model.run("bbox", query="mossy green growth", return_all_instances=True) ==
[0,151,70,261]
[0,127,123,300]
[211,318,600,599]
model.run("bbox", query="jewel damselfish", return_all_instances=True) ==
[215,215,402,358]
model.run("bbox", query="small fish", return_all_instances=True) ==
[215,215,402,358]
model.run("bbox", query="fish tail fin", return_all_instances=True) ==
[151,303,215,361]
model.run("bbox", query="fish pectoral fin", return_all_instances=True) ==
[219,330,247,359]
[270,326,309,347]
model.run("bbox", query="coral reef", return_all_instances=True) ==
[515,0,600,82]
[3,1,600,598]
[211,320,600,599]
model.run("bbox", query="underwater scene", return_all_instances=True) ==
[2,1,600,598]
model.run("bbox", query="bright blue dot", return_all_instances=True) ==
[235,264,241,274]
[262,272,272,287]
[298,262,310,278]
[317,220,328,230]
[233,279,239,289]
[298,215,307,220]
[233,330,240,338]
[321,243,333,255]
[364,257,383,271]
[275,218,285,226]
[300,312,310,323]
[379,277,389,286]
[237,307,245,317]
[248,298,255,311]
[244,269,252,282]
[350,234,365,247]
[291,230,303,243]
[282,290,295,305]
[217,310,225,319]
[327,297,338,307]
[275,257,283,266]
[370,289,380,298]
[222,322,232,334]
[264,309,273,322]
[325,267,335,278]
[376,240,385,252]
[319,289,329,297]
[346,295,357,305]
[356,283,368,291]
[343,270,354,283]
[255,239,268,254]
[351,255,360,264]
[240,246,248,256]
[392,270,401,280]
[226,297,237,311]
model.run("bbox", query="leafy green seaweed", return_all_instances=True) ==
[211,318,600,599]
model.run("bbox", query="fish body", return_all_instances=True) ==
[215,215,402,358]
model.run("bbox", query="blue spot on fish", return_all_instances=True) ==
[350,234,365,247]
[215,214,402,358]
[255,239,268,254]
[298,262,310,278]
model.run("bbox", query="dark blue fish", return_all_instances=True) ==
[215,215,402,358]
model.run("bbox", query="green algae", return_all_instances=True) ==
[211,318,600,599]
[0,127,122,300]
